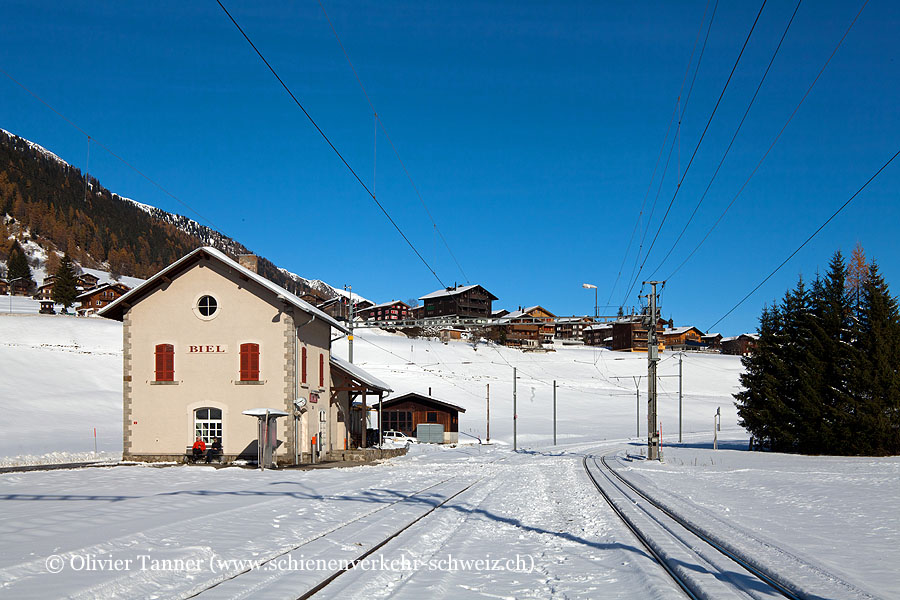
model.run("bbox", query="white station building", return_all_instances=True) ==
[99,247,391,464]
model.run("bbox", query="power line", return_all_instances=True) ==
[215,0,447,289]
[648,0,803,279]
[606,0,715,308]
[316,0,470,284]
[1,69,223,233]
[621,0,768,307]
[709,146,900,331]
[666,0,869,281]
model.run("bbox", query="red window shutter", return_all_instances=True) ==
[240,343,259,381]
[155,344,174,381]
[301,347,307,384]
[319,354,324,387]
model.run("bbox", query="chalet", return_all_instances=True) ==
[98,247,385,465]
[439,327,465,343]
[419,284,497,319]
[721,334,758,356]
[491,308,510,319]
[556,316,594,340]
[357,300,410,322]
[661,326,705,351]
[701,333,723,351]
[380,392,466,444]
[409,304,424,320]
[77,273,100,289]
[496,305,556,347]
[77,282,131,314]
[35,281,55,300]
[584,323,613,347]
[612,316,666,352]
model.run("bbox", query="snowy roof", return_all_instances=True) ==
[330,355,392,393]
[557,316,592,324]
[702,332,722,339]
[585,323,612,331]
[98,247,348,333]
[75,282,129,301]
[722,333,759,343]
[419,284,497,301]
[497,305,556,323]
[362,300,409,311]
[382,392,467,413]
[663,326,703,336]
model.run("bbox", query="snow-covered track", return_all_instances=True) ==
[584,453,803,600]
[184,476,480,599]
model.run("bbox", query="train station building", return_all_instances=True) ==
[99,246,390,465]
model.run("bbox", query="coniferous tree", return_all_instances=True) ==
[5,240,34,292]
[854,262,900,455]
[51,253,79,308]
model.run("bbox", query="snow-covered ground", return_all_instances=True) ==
[2,313,898,598]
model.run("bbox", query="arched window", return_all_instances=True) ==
[195,408,222,444]
[155,344,174,381]
[301,347,307,384]
[240,343,260,381]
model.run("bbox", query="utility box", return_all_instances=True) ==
[416,423,444,444]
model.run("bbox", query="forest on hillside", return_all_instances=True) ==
[0,130,326,299]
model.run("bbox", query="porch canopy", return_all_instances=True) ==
[330,355,392,448]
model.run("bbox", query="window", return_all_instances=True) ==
[197,295,217,317]
[240,343,259,381]
[319,354,324,387]
[155,344,174,381]
[426,411,439,423]
[384,411,412,433]
[195,407,222,444]
[301,347,307,384]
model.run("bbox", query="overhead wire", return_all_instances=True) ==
[666,0,869,281]
[708,145,900,331]
[605,0,714,308]
[314,0,470,284]
[216,0,448,289]
[648,0,803,278]
[621,0,768,307]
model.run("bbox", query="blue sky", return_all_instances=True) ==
[2,0,898,335]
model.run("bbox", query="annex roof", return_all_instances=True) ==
[362,300,410,310]
[330,355,393,393]
[97,247,349,333]
[419,284,498,301]
[382,392,467,413]
[663,326,704,336]
[76,282,129,301]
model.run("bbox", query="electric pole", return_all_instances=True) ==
[513,367,517,451]
[678,352,683,443]
[486,383,490,444]
[552,379,557,445]
[347,285,354,363]
[644,281,663,460]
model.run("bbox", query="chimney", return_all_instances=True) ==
[238,254,258,274]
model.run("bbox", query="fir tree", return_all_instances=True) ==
[5,240,34,292]
[854,262,900,455]
[51,253,79,308]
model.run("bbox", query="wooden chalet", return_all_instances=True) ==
[496,305,556,347]
[77,273,100,289]
[584,323,613,347]
[380,392,466,444]
[439,327,465,343]
[410,305,424,319]
[701,333,723,351]
[35,281,55,300]
[661,326,705,351]
[357,300,410,322]
[491,308,510,319]
[419,284,497,318]
[721,334,758,356]
[556,316,594,340]
[77,282,131,314]
[612,316,666,352]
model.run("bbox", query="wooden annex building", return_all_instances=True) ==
[380,392,466,444]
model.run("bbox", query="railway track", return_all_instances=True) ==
[584,452,804,600]
[185,474,486,599]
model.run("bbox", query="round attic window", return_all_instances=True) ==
[194,295,219,320]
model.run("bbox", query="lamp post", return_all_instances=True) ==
[582,283,598,319]
[8,277,26,313]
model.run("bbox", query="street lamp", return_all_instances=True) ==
[7,276,26,314]
[582,283,598,319]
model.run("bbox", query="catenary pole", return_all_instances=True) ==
[486,383,490,443]
[513,367,517,452]
[679,352,683,443]
[553,379,557,445]
[645,281,663,460]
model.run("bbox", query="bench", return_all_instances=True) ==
[184,446,224,464]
